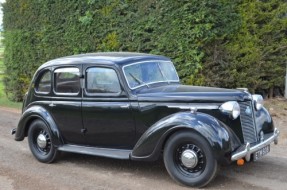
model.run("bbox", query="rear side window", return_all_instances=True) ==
[54,67,80,94]
[86,67,121,94]
[36,70,51,93]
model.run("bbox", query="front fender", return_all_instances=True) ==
[255,106,274,134]
[131,111,241,162]
[15,106,63,146]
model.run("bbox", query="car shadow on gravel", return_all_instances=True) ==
[58,152,169,179]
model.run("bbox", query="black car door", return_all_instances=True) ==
[49,66,85,145]
[82,65,135,149]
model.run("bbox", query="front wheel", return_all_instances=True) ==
[163,131,218,188]
[28,119,58,163]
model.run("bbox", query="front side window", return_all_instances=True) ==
[86,67,121,94]
[123,61,179,89]
[36,70,51,93]
[54,67,80,94]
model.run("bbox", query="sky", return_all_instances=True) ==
[0,0,5,26]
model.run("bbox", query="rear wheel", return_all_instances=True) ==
[163,131,218,188]
[28,119,58,163]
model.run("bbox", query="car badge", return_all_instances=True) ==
[245,106,252,115]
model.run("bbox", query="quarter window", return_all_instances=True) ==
[86,67,121,94]
[54,67,80,94]
[36,70,51,93]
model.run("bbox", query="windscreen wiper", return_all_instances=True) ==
[129,73,149,88]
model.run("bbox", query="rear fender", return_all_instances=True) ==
[15,106,63,146]
[131,112,240,162]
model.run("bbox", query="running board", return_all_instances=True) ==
[58,145,131,160]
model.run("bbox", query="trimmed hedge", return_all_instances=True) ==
[2,0,286,101]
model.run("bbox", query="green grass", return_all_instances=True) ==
[0,51,22,110]
[0,75,22,109]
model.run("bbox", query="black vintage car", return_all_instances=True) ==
[12,52,279,187]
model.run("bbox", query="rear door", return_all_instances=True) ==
[49,66,85,145]
[82,65,135,149]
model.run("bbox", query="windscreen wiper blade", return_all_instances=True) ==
[129,73,149,88]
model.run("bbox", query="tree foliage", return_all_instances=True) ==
[2,0,286,101]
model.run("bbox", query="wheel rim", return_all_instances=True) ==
[33,129,51,155]
[175,143,206,177]
[37,134,47,148]
[181,149,198,168]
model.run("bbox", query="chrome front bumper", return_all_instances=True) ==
[231,128,280,161]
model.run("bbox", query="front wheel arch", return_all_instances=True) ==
[163,130,218,187]
[131,112,235,162]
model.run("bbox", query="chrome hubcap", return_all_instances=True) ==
[181,149,198,168]
[37,134,47,149]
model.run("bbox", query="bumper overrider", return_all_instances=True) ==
[231,128,280,162]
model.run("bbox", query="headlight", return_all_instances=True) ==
[219,101,240,119]
[252,94,264,110]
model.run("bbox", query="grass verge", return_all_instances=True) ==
[0,75,22,109]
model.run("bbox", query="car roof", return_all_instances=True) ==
[38,52,171,69]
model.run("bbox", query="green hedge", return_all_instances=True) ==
[2,0,286,101]
[203,0,287,97]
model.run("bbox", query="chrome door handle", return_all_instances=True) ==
[120,104,130,109]
[49,103,56,107]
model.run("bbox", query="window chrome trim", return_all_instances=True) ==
[53,92,80,96]
[34,69,52,95]
[122,60,180,90]
[85,67,121,96]
[53,67,81,96]
[54,67,80,73]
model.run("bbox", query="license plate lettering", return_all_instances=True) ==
[253,145,270,161]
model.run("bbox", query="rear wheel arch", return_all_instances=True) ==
[23,114,63,146]
[24,116,43,137]
[28,119,59,163]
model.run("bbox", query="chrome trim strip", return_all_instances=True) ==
[231,128,280,161]
[167,104,219,110]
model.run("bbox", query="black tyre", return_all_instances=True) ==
[163,131,218,188]
[28,119,58,163]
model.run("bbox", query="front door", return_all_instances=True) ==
[82,66,135,149]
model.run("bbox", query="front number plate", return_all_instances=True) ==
[253,145,270,161]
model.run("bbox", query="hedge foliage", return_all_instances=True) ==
[203,0,287,97]
[2,0,287,101]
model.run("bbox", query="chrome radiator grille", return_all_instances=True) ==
[239,101,257,143]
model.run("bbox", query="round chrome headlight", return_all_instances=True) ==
[219,101,240,119]
[252,94,263,110]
